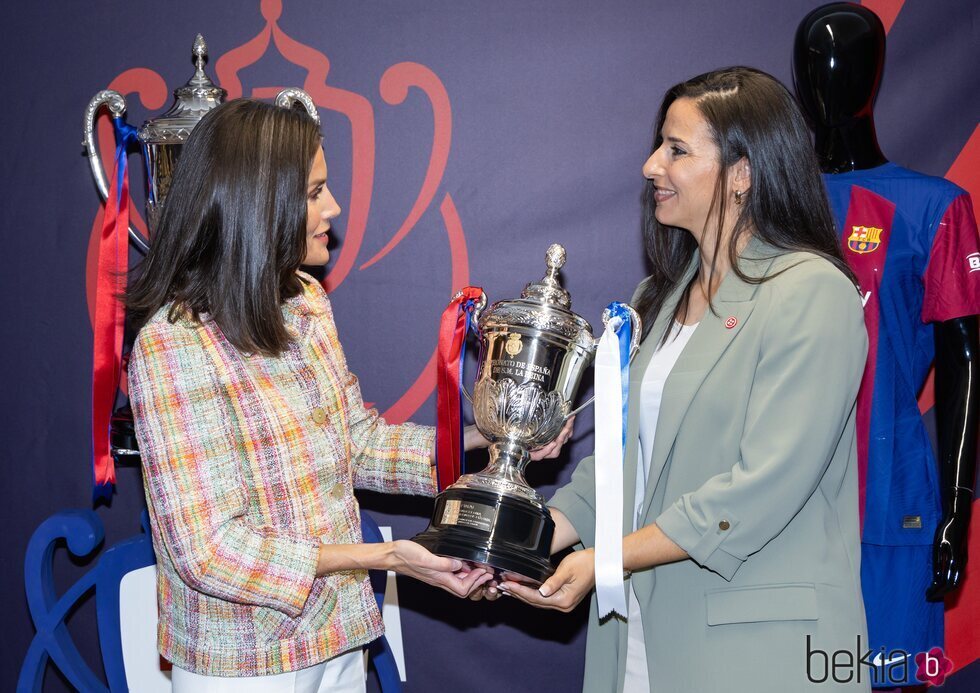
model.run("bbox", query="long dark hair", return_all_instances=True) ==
[126,99,321,356]
[634,66,854,340]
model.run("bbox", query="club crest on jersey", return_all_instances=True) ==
[847,225,883,254]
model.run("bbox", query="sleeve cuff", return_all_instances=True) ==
[548,490,596,549]
[655,501,745,581]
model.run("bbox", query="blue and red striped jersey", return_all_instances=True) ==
[824,163,980,681]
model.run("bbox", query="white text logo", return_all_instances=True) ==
[968,252,980,273]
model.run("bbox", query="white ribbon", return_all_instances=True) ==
[593,316,627,620]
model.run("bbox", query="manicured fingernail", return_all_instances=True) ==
[451,559,463,571]
[538,585,551,597]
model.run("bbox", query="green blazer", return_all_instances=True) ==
[550,239,871,692]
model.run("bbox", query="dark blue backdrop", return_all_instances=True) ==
[2,1,978,690]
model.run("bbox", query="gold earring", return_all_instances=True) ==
[734,189,745,205]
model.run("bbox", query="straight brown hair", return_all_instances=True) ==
[126,99,321,356]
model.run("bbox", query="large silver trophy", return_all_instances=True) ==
[83,34,320,251]
[414,244,640,585]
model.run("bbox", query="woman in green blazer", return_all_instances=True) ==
[502,67,871,691]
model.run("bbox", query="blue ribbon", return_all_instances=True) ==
[605,302,633,451]
[111,116,138,199]
[457,299,478,475]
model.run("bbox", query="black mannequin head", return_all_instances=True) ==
[793,2,888,172]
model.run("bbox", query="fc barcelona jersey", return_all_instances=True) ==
[824,162,980,683]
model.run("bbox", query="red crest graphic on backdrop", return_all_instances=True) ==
[86,0,468,422]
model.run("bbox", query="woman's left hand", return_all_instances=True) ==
[498,547,595,612]
[461,416,574,460]
[529,416,575,461]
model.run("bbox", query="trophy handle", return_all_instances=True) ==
[622,303,642,361]
[564,395,594,420]
[83,90,150,253]
[598,302,642,361]
[455,289,486,406]
[275,88,321,124]
[564,303,643,420]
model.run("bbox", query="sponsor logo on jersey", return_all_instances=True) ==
[848,225,883,254]
[968,252,980,273]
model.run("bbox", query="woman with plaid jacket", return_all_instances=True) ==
[125,99,546,692]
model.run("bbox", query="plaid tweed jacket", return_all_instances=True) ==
[129,272,436,677]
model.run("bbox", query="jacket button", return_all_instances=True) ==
[311,407,327,424]
[331,482,345,499]
[718,520,731,531]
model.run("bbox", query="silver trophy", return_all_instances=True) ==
[83,34,321,251]
[414,244,640,585]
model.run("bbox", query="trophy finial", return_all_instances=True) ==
[193,34,208,73]
[136,32,226,205]
[545,244,566,273]
[520,243,571,308]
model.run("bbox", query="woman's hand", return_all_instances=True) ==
[318,540,490,597]
[454,416,574,460]
[386,540,492,597]
[463,424,490,452]
[472,507,582,601]
[498,547,595,612]
[468,576,502,601]
[529,416,575,461]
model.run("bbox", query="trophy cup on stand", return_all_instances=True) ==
[414,244,640,585]
[83,35,321,471]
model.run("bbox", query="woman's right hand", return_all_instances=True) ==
[386,540,493,597]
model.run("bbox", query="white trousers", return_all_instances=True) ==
[171,649,365,693]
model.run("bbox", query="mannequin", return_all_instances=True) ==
[794,2,979,686]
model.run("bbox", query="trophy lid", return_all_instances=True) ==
[480,244,594,346]
[138,35,227,145]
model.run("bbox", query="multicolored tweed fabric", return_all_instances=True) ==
[128,272,437,676]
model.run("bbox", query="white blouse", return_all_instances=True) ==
[635,320,699,528]
[625,320,699,692]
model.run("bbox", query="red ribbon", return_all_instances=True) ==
[435,286,483,491]
[91,121,132,490]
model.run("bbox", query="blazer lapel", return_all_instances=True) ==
[622,262,697,530]
[637,239,778,516]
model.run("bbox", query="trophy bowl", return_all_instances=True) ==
[415,244,615,585]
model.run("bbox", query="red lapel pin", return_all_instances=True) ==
[724,316,738,329]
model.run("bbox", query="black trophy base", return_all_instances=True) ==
[413,486,555,586]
